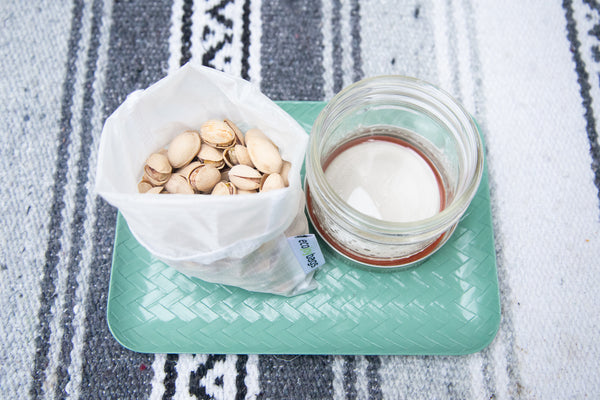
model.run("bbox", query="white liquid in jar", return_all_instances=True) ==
[324,138,441,223]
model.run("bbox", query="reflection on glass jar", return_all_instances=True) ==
[305,76,484,269]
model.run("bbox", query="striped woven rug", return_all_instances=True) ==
[2,0,599,399]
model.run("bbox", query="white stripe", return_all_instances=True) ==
[244,354,260,400]
[226,0,244,76]
[321,0,334,99]
[431,0,452,91]
[340,0,353,89]
[42,1,94,398]
[467,353,486,399]
[355,355,369,400]
[169,0,184,74]
[248,0,262,86]
[331,355,345,400]
[472,1,600,397]
[190,0,207,66]
[148,354,167,400]
[452,0,475,113]
[64,1,114,398]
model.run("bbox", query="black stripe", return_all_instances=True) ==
[343,355,357,400]
[565,0,600,204]
[29,1,85,397]
[350,0,363,83]
[235,355,248,400]
[260,0,324,100]
[181,0,194,66]
[365,356,382,400]
[259,355,335,399]
[190,354,227,399]
[78,0,171,398]
[163,354,179,400]
[583,0,600,10]
[53,0,104,397]
[240,0,251,80]
[331,0,344,94]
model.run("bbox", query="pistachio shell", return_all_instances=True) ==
[168,130,201,168]
[220,167,231,181]
[137,180,153,193]
[197,145,225,169]
[260,173,285,192]
[211,180,237,196]
[144,153,172,185]
[236,188,257,195]
[244,128,274,145]
[228,165,262,191]
[176,161,202,182]
[165,174,195,194]
[200,119,236,149]
[223,144,254,168]
[279,160,291,187]
[224,119,245,145]
[246,136,283,174]
[146,186,164,194]
[189,165,221,192]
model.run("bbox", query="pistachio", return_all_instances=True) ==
[223,144,254,168]
[211,180,238,196]
[228,165,262,191]
[279,160,291,187]
[144,153,172,185]
[165,174,195,194]
[200,119,236,149]
[197,145,225,169]
[137,180,153,193]
[167,130,201,168]
[189,164,221,192]
[224,119,245,145]
[260,173,285,192]
[246,135,283,174]
[176,161,202,182]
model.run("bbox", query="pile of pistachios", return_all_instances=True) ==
[138,119,291,195]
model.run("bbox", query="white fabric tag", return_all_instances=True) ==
[287,234,326,274]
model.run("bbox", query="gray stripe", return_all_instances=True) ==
[258,355,335,399]
[53,0,105,397]
[331,0,344,93]
[350,0,363,82]
[343,355,357,400]
[29,1,85,397]
[78,0,172,398]
[462,0,522,397]
[260,0,324,100]
[365,356,382,400]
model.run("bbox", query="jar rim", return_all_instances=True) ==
[307,75,484,236]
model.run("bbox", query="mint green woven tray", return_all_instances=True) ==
[106,101,500,355]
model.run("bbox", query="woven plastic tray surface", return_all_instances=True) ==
[107,101,500,355]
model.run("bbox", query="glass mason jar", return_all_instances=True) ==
[305,76,484,269]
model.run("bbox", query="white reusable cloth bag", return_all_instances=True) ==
[95,64,317,296]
